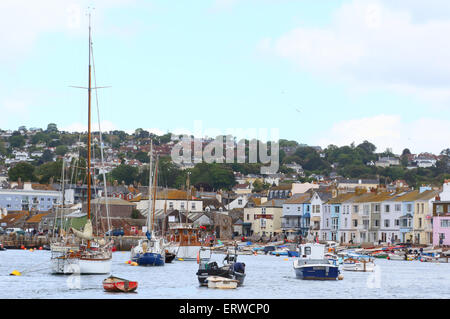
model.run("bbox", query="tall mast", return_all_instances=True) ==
[87,12,92,222]
[151,156,159,232]
[186,172,190,225]
[147,142,154,230]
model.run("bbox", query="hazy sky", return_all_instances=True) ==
[1,0,449,154]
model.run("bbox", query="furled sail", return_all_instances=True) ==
[71,219,93,240]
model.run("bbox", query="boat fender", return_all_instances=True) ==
[338,274,344,280]
[10,270,21,276]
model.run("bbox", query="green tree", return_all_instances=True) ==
[55,145,69,156]
[35,160,63,184]
[46,123,58,133]
[9,134,26,148]
[134,151,150,163]
[110,164,139,185]
[8,162,36,182]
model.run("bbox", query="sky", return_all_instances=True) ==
[1,0,449,155]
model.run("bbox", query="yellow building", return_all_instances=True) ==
[243,199,285,238]
[412,190,440,245]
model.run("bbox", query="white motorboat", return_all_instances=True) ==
[343,257,375,272]
[206,276,239,289]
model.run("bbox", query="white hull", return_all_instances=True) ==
[207,276,238,289]
[343,261,375,272]
[176,245,203,261]
[52,257,111,274]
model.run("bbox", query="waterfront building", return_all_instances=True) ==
[432,181,450,246]
[412,188,440,245]
[324,193,355,242]
[309,191,332,240]
[243,199,285,238]
[281,193,311,237]
[0,188,62,212]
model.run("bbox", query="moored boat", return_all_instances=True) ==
[196,247,245,286]
[206,276,239,289]
[103,276,137,292]
[343,257,375,272]
[293,243,341,280]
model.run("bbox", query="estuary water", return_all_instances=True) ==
[0,249,449,299]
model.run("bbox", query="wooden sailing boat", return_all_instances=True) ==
[166,173,210,261]
[51,13,112,274]
[130,143,165,266]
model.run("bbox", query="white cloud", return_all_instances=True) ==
[265,0,450,107]
[316,114,450,154]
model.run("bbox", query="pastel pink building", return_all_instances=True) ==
[432,181,450,246]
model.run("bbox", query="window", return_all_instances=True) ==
[262,207,266,214]
[384,220,390,228]
[191,202,196,210]
[353,205,359,213]
[326,219,329,227]
[260,218,266,228]
[169,202,174,209]
[395,219,399,226]
[441,220,450,228]
[385,205,390,213]
[421,203,424,213]
[395,204,401,212]
[407,204,412,212]
[375,204,380,212]
[297,206,301,212]
[344,218,348,226]
[364,205,370,214]
[304,247,311,255]
[334,206,340,213]
[436,205,444,214]
[353,219,358,227]
[238,199,243,205]
[374,220,379,227]
[419,218,422,228]
[246,214,250,221]
[180,202,185,210]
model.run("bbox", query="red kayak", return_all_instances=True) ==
[103,276,138,292]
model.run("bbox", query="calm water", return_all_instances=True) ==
[0,250,449,299]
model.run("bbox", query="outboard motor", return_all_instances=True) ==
[233,262,245,274]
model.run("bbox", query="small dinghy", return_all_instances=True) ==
[206,276,238,289]
[103,276,138,292]
[165,250,176,263]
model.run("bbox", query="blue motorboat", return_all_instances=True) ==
[293,243,341,280]
[133,252,165,266]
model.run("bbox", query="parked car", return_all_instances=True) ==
[5,228,23,234]
[105,229,124,236]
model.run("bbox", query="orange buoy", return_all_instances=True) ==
[21,245,25,249]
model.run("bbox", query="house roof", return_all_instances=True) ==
[394,190,420,202]
[284,193,311,204]
[327,193,356,204]
[25,212,50,223]
[260,199,286,207]
[0,211,29,225]
[90,197,137,206]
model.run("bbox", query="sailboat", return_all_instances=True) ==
[165,174,210,261]
[50,160,79,253]
[51,14,113,274]
[130,145,165,266]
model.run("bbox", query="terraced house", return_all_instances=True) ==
[324,192,355,242]
[281,193,311,237]
[243,199,285,238]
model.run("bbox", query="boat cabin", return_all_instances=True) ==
[297,243,326,260]
[167,225,202,246]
